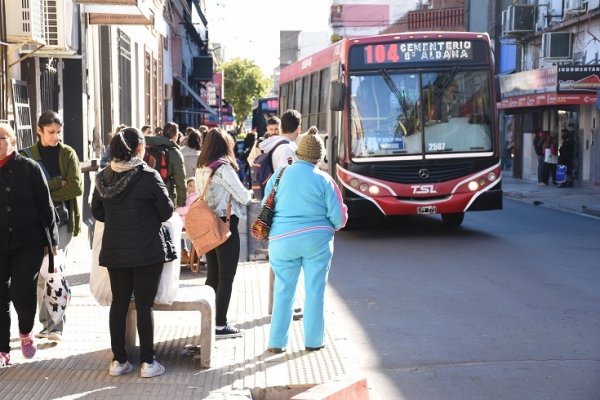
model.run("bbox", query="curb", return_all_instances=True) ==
[290,376,369,400]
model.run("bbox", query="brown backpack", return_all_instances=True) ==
[184,162,231,261]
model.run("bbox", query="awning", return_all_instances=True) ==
[497,93,596,110]
[173,75,217,115]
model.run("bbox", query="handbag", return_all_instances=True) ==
[184,164,231,259]
[54,202,69,227]
[251,167,286,240]
[40,250,71,323]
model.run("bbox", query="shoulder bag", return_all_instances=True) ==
[184,164,231,263]
[251,167,286,240]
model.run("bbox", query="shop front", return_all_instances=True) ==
[498,66,600,185]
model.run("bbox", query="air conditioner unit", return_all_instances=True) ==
[565,0,586,12]
[503,5,536,35]
[5,0,46,45]
[40,0,78,55]
[542,32,573,59]
[18,0,78,56]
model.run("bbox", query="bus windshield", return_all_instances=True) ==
[350,70,493,159]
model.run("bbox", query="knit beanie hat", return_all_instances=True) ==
[296,126,324,164]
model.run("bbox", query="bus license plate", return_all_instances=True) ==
[417,206,437,214]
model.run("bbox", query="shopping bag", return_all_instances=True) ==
[40,250,71,323]
[90,214,182,306]
[155,213,182,305]
[90,221,112,306]
[555,164,567,184]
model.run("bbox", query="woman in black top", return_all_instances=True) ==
[0,123,58,367]
[92,127,174,378]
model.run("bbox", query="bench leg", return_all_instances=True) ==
[198,287,216,369]
[125,308,137,353]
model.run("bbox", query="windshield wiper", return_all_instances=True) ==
[379,69,404,104]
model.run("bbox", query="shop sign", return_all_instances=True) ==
[499,67,557,98]
[557,65,600,93]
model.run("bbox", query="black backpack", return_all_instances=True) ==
[251,140,288,199]
[144,144,170,183]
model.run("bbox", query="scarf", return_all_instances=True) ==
[110,157,143,173]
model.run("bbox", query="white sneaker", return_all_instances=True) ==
[48,332,62,342]
[109,360,133,376]
[140,361,165,378]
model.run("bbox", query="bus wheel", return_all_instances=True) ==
[441,212,464,228]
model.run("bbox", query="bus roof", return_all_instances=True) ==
[279,31,491,84]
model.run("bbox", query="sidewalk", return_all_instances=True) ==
[3,175,599,400]
[502,174,600,217]
[3,225,362,400]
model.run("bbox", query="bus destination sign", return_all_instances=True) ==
[363,40,474,64]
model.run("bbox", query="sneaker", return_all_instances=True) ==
[215,325,243,339]
[109,360,133,376]
[140,360,165,378]
[0,352,10,368]
[35,330,49,339]
[20,333,36,359]
[48,332,62,342]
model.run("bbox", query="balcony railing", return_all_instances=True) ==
[407,7,464,31]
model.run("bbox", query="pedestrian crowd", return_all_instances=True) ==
[0,107,347,377]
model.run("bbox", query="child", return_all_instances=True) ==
[176,178,199,264]
[176,178,199,222]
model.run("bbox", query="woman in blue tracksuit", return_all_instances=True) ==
[265,127,347,353]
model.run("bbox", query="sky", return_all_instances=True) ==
[206,0,332,75]
[205,1,421,76]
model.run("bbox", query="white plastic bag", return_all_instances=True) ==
[90,221,112,306]
[90,214,182,306]
[154,213,183,304]
[40,250,71,323]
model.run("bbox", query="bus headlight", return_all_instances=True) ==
[359,183,369,192]
[488,172,497,181]
[468,181,479,191]
[350,178,360,188]
[368,185,380,195]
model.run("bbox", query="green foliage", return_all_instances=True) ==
[221,58,272,127]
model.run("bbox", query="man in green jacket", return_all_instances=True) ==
[20,110,83,342]
[145,122,186,207]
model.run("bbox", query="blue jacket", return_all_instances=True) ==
[263,160,347,241]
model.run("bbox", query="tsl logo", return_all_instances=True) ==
[411,184,437,194]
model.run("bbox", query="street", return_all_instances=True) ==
[327,199,600,400]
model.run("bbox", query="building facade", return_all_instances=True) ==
[0,0,217,160]
[498,0,600,185]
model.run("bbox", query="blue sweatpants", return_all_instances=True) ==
[268,230,334,349]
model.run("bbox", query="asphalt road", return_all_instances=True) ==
[326,198,600,400]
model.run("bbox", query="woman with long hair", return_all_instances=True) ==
[195,128,252,338]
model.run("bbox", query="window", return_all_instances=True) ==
[118,30,132,125]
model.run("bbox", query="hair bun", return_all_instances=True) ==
[307,126,318,135]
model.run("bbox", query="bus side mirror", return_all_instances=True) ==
[330,82,344,111]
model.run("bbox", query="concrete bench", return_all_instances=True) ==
[125,285,216,369]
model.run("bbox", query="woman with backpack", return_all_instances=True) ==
[195,128,252,338]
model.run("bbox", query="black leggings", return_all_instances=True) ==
[0,247,44,353]
[205,215,240,327]
[107,263,163,364]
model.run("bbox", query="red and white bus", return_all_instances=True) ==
[279,32,502,227]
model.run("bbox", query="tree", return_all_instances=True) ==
[221,58,271,128]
